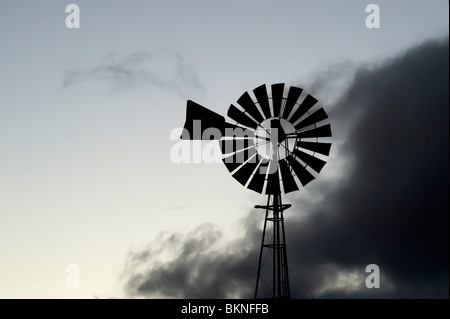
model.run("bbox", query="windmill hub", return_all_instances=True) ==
[254,118,295,160]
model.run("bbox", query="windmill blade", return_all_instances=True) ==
[287,155,315,186]
[297,123,332,139]
[297,141,332,156]
[253,84,272,119]
[247,158,269,193]
[265,169,281,195]
[228,104,258,129]
[282,86,303,119]
[220,138,254,155]
[289,94,318,124]
[279,159,299,193]
[232,155,261,186]
[294,107,329,130]
[271,83,284,117]
[221,140,257,172]
[237,91,264,123]
[293,148,327,173]
[219,139,256,172]
[222,155,242,173]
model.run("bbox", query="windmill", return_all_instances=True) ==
[181,83,332,298]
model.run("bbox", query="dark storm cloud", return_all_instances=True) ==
[123,220,260,298]
[62,50,205,97]
[122,37,449,298]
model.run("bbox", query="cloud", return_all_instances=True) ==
[62,50,205,98]
[121,37,449,298]
[122,220,259,298]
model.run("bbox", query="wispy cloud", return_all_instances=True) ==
[62,50,205,98]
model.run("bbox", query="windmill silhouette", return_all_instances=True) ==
[181,83,332,298]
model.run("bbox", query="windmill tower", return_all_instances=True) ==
[181,83,332,298]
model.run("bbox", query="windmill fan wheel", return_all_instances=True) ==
[220,83,332,195]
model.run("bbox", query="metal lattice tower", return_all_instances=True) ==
[254,194,291,298]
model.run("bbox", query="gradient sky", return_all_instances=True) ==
[0,1,448,298]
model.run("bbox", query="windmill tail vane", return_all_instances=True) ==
[181,83,332,298]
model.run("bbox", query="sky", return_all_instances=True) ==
[0,1,448,299]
